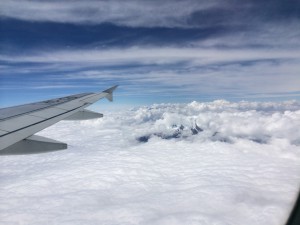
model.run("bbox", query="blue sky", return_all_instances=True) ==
[0,0,300,109]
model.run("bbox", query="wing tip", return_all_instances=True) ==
[103,85,118,94]
[103,85,118,102]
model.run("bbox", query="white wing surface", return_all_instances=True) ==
[0,85,118,155]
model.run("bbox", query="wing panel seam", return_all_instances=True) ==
[0,104,88,138]
[0,93,93,121]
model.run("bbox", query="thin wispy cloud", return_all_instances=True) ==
[0,0,299,105]
[1,47,300,63]
[0,0,222,27]
[1,47,299,100]
[1,1,299,51]
[1,0,299,29]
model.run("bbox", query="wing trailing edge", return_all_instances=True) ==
[64,109,103,120]
[0,135,67,155]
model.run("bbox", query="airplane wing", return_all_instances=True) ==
[0,85,118,155]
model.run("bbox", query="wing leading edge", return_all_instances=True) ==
[0,85,118,155]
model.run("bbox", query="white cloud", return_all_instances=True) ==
[0,100,300,225]
[0,0,216,27]
[2,47,300,64]
[195,21,300,49]
[1,47,300,97]
[2,0,299,55]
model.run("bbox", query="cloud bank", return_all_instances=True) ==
[1,100,300,225]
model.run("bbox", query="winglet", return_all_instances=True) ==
[103,85,118,102]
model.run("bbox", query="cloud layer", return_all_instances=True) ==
[1,0,299,28]
[1,100,300,225]
[1,47,299,102]
[1,1,300,105]
[2,0,299,51]
[1,0,210,27]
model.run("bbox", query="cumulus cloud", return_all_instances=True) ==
[0,100,300,225]
[107,100,300,145]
